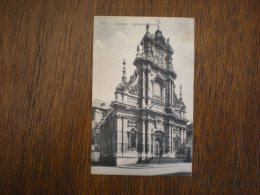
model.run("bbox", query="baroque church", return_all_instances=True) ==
[92,24,191,166]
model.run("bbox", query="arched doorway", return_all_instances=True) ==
[175,136,180,150]
[154,138,162,157]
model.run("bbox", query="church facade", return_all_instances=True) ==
[95,24,190,166]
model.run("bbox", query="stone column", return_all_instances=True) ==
[181,129,183,144]
[171,81,173,105]
[147,120,152,157]
[147,69,151,105]
[164,126,167,155]
[137,121,142,154]
[173,126,176,151]
[162,136,165,157]
[170,126,173,153]
[169,80,172,105]
[168,126,171,156]
[151,133,154,157]
[162,87,165,103]
[142,68,146,107]
[183,129,186,145]
[145,120,148,155]
[135,133,138,148]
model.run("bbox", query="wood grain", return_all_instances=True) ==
[0,0,259,194]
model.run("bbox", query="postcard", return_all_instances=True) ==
[91,16,194,176]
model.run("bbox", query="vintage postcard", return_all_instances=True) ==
[91,16,194,176]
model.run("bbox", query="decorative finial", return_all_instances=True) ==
[146,23,149,32]
[137,45,140,53]
[156,18,161,30]
[122,59,127,82]
[179,84,183,101]
[167,38,170,44]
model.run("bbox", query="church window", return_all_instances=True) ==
[127,129,137,149]
[154,81,163,101]
[131,133,136,147]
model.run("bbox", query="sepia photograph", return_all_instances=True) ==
[91,16,194,176]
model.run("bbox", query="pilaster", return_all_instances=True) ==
[142,67,146,108]
[142,118,146,159]
[147,68,152,106]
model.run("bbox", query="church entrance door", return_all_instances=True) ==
[154,138,162,157]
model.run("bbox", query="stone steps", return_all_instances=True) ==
[138,157,184,164]
[149,157,184,164]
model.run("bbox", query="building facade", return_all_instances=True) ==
[95,24,190,166]
[91,99,110,162]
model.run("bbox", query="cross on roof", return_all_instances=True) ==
[156,18,161,30]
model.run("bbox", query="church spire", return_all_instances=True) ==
[179,84,183,102]
[122,59,127,83]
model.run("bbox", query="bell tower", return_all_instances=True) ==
[133,23,177,109]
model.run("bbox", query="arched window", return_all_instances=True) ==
[153,81,163,101]
[127,129,138,149]
[131,133,136,147]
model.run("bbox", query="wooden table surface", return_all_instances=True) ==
[0,0,259,194]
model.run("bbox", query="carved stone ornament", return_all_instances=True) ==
[152,46,166,69]
[176,101,186,110]
[155,119,163,129]
[126,70,140,95]
[127,84,139,95]
[116,83,126,92]
[128,119,137,128]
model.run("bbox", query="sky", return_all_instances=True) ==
[92,16,194,122]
